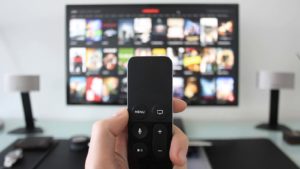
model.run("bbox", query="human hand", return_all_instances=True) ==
[85,98,189,169]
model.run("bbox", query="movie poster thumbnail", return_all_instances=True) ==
[216,48,234,75]
[200,48,217,75]
[167,18,184,45]
[218,19,234,42]
[167,47,184,75]
[69,76,86,103]
[86,77,103,102]
[134,18,152,45]
[184,19,200,45]
[101,48,118,76]
[102,19,118,45]
[173,77,184,99]
[200,77,216,103]
[183,76,199,104]
[102,77,119,103]
[118,19,134,45]
[86,19,102,44]
[183,48,201,75]
[86,48,102,75]
[69,47,86,74]
[151,18,167,45]
[216,77,235,103]
[200,18,218,46]
[118,48,134,75]
[69,19,86,42]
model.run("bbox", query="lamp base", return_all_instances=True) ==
[9,127,43,134]
[256,123,291,131]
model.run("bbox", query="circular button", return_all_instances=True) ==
[152,106,166,119]
[131,105,148,119]
[132,124,148,139]
[133,143,148,158]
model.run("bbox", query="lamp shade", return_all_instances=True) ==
[257,71,295,90]
[4,75,40,92]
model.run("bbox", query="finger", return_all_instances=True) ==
[115,126,128,160]
[106,108,129,136]
[86,108,128,168]
[170,125,189,167]
[173,98,187,113]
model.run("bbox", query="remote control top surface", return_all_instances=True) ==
[127,56,173,169]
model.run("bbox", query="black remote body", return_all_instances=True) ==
[127,56,173,169]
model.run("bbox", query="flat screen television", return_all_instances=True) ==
[66,4,239,105]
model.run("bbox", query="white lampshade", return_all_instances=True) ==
[3,75,40,92]
[257,71,295,90]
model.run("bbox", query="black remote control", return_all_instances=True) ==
[127,56,173,169]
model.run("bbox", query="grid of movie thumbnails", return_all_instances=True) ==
[68,16,237,105]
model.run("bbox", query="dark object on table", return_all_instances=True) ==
[0,139,57,169]
[283,130,300,145]
[256,71,295,131]
[14,137,54,150]
[4,75,43,134]
[69,135,90,152]
[205,138,299,169]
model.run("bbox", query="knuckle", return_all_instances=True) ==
[92,120,107,132]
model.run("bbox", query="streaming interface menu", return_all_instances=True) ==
[67,5,238,105]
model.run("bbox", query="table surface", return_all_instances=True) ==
[0,119,300,167]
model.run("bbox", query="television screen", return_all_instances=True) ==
[66,4,239,105]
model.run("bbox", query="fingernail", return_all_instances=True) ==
[179,149,187,163]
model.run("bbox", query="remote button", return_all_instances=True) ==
[132,124,148,139]
[153,124,167,158]
[154,146,166,158]
[133,143,148,158]
[131,105,147,119]
[152,106,166,119]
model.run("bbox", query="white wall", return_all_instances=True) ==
[0,0,300,122]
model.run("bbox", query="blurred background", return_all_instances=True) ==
[0,0,299,122]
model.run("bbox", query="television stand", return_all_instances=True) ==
[174,117,185,132]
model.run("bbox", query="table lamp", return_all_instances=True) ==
[256,71,295,131]
[4,75,43,134]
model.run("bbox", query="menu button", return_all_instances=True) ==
[131,105,148,119]
[134,110,146,115]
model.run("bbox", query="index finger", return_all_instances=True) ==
[173,98,187,113]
